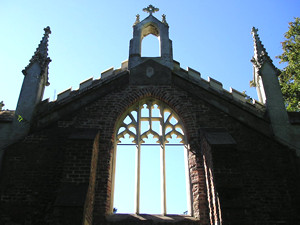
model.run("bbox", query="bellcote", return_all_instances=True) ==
[128,5,173,70]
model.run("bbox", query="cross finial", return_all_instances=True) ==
[143,5,159,15]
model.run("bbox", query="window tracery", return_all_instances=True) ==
[112,99,191,215]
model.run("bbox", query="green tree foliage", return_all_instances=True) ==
[277,17,300,111]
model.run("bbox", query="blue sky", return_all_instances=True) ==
[0,0,299,110]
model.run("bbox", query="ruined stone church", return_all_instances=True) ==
[0,5,299,225]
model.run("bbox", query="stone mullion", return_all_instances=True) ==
[160,105,167,215]
[135,104,141,214]
[148,102,152,132]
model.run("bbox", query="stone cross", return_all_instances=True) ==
[143,5,159,15]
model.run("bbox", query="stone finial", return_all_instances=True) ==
[22,26,52,81]
[162,14,168,25]
[134,14,140,25]
[251,27,258,36]
[44,26,51,36]
[0,101,4,110]
[143,5,159,15]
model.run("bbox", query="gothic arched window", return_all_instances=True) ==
[111,99,191,215]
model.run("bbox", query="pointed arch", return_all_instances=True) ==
[111,98,192,215]
[141,34,160,57]
[140,22,161,57]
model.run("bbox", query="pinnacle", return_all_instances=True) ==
[36,26,51,62]
[251,26,272,68]
[22,26,52,76]
[250,27,280,76]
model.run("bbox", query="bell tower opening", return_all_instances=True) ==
[141,34,160,57]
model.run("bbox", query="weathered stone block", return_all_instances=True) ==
[79,77,93,90]
[57,87,72,101]
[101,67,114,79]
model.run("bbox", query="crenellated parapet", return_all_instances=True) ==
[54,60,129,102]
[172,61,266,113]
[50,59,265,116]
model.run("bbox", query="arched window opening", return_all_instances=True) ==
[141,34,160,57]
[112,99,191,215]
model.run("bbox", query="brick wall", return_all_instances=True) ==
[0,74,299,225]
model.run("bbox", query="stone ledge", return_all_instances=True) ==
[106,214,198,223]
